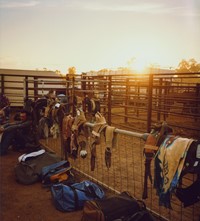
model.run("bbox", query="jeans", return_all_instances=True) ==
[0,130,16,155]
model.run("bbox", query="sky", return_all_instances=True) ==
[0,0,200,74]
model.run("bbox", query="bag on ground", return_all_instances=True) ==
[81,191,155,221]
[50,180,105,212]
[124,209,155,221]
[41,160,72,186]
[14,151,61,185]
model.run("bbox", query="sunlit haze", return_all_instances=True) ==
[0,0,200,74]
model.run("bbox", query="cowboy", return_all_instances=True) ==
[0,109,39,155]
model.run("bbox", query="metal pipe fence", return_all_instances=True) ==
[40,123,200,221]
[1,70,200,220]
[1,72,200,138]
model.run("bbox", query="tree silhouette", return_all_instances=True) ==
[67,66,76,79]
[176,59,200,73]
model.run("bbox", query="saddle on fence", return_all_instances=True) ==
[89,98,100,115]
[62,111,88,160]
[104,126,118,169]
[62,114,74,159]
[90,112,107,171]
[142,121,173,199]
[90,112,118,171]
[175,140,200,207]
[70,109,89,159]
[147,124,200,208]
[175,174,200,207]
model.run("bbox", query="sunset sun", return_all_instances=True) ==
[127,56,154,74]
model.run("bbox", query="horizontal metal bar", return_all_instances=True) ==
[85,122,148,140]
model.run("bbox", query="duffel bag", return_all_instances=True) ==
[51,180,105,212]
[41,160,72,186]
[14,151,61,185]
[81,191,155,221]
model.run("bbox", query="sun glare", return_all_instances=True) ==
[127,57,151,74]
[126,53,166,74]
[134,60,149,73]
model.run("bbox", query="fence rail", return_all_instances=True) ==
[1,71,200,138]
[1,70,200,220]
[40,122,200,221]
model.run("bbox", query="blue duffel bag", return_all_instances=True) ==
[50,180,105,212]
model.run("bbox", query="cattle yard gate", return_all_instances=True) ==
[1,72,200,137]
[1,72,200,220]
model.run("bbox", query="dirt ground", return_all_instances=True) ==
[0,149,83,221]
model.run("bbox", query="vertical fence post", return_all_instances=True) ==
[195,83,200,122]
[107,75,112,124]
[125,78,129,123]
[23,76,28,99]
[157,78,163,121]
[60,74,68,160]
[41,80,44,96]
[72,76,76,116]
[34,77,38,100]
[81,73,86,92]
[1,75,4,94]
[163,80,170,121]
[147,73,153,132]
[136,81,140,117]
[81,73,86,112]
[66,74,69,97]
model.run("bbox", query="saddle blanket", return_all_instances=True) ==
[154,135,194,208]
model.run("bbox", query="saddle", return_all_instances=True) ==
[142,122,173,199]
[33,98,48,122]
[175,140,200,207]
[175,175,200,207]
[90,112,107,171]
[62,114,74,159]
[144,122,200,208]
[70,109,89,159]
[84,97,101,116]
[104,126,117,169]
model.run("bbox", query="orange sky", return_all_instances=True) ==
[0,0,200,74]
